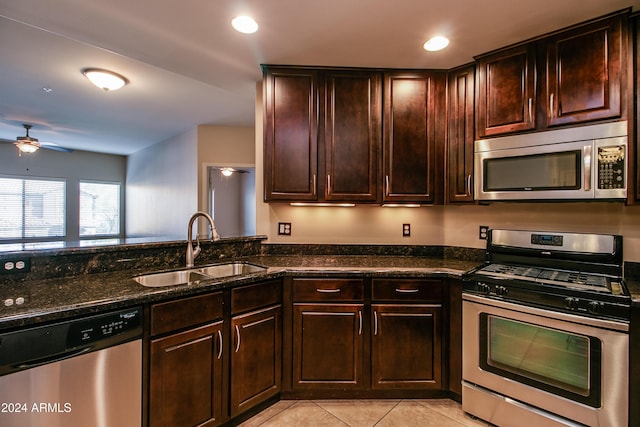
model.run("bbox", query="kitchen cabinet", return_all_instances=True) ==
[149,292,225,427]
[632,13,639,203]
[229,280,282,417]
[148,280,282,427]
[263,67,318,201]
[263,66,381,203]
[544,13,624,127]
[446,64,475,203]
[383,71,446,203]
[476,11,626,138]
[291,278,365,390]
[371,279,443,390]
[475,44,537,137]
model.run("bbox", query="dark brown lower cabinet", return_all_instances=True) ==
[371,304,442,390]
[292,303,364,389]
[230,305,282,417]
[150,321,224,427]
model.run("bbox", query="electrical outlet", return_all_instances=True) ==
[479,225,489,240]
[402,224,411,237]
[1,258,31,274]
[278,222,292,236]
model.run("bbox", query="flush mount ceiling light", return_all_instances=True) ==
[232,16,259,34]
[423,36,449,52]
[82,68,129,91]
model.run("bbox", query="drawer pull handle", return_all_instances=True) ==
[235,325,241,352]
[217,330,223,359]
[316,288,341,293]
[395,288,419,293]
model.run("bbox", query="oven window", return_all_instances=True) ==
[484,151,580,191]
[480,314,601,407]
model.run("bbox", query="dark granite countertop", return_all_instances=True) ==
[0,255,482,331]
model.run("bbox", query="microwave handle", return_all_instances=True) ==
[583,145,592,191]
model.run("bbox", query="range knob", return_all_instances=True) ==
[477,282,491,295]
[564,297,579,310]
[588,301,604,314]
[495,286,509,297]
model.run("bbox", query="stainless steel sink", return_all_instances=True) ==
[134,270,210,287]
[134,262,267,287]
[196,262,266,277]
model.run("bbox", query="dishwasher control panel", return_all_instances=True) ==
[67,307,142,348]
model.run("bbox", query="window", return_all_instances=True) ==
[79,182,121,237]
[0,177,66,240]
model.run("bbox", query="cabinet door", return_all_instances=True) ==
[446,65,475,203]
[263,67,319,201]
[324,70,381,202]
[150,322,223,427]
[545,14,623,126]
[476,45,537,137]
[383,71,445,203]
[292,303,364,389]
[230,305,282,417]
[371,304,442,390]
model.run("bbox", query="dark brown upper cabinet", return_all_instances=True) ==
[446,65,475,204]
[383,71,446,204]
[476,10,627,138]
[263,67,319,201]
[263,66,381,203]
[544,13,624,127]
[476,44,537,138]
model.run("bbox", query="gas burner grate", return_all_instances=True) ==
[477,263,609,289]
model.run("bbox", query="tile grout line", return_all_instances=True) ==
[372,399,404,426]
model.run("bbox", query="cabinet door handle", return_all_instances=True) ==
[316,288,341,293]
[385,175,390,196]
[327,174,331,194]
[395,288,419,293]
[528,98,533,123]
[235,325,241,352]
[549,93,554,118]
[358,310,363,335]
[217,330,223,360]
[312,174,317,196]
[467,174,472,196]
[374,311,378,335]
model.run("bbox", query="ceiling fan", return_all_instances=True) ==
[0,124,73,155]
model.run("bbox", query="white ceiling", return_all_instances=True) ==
[0,0,636,155]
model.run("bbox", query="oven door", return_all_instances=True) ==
[462,293,628,427]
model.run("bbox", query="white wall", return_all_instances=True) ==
[0,143,126,241]
[254,82,640,262]
[126,128,198,239]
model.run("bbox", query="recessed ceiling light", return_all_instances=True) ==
[423,36,449,52]
[82,68,129,92]
[232,16,258,34]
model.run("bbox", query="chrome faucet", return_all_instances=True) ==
[186,211,220,268]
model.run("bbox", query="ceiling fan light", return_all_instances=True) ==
[221,168,235,177]
[16,141,40,153]
[82,68,128,91]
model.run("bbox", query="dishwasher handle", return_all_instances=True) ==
[17,347,93,370]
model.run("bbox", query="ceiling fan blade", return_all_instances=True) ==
[40,142,74,153]
[0,138,16,144]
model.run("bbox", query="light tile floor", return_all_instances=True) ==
[239,399,490,427]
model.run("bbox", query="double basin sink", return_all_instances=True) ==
[134,262,267,287]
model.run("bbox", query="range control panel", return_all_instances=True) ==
[597,145,625,190]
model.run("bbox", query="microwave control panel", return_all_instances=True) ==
[597,145,625,190]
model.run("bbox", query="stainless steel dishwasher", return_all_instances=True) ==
[0,306,143,427]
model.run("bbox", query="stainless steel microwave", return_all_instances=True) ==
[474,121,628,201]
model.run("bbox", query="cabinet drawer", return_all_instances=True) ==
[151,292,223,336]
[232,279,282,315]
[293,278,364,302]
[372,279,442,302]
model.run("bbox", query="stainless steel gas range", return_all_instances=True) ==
[462,229,631,427]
